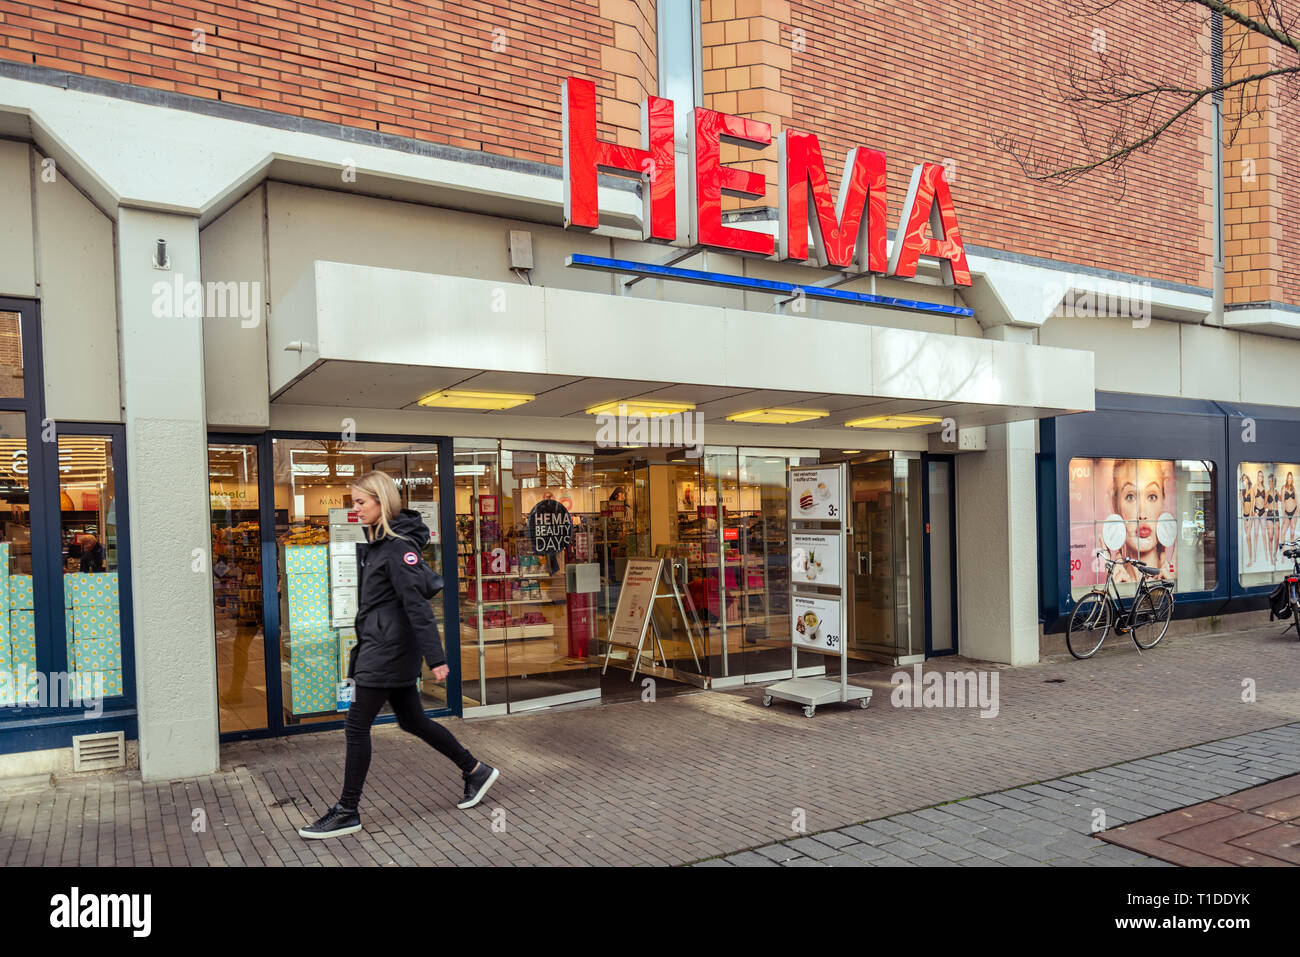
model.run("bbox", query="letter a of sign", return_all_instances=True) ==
[887,162,972,286]
[691,108,775,256]
[562,77,676,241]
[778,131,887,272]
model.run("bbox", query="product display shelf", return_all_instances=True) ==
[462,623,557,643]
[459,511,566,651]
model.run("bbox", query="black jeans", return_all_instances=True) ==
[340,683,476,809]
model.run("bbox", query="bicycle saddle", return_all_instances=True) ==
[1136,563,1160,576]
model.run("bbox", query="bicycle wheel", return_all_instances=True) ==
[1067,592,1111,659]
[1131,586,1173,650]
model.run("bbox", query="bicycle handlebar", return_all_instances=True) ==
[1094,550,1139,566]
[1094,550,1162,576]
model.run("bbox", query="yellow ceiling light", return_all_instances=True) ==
[585,399,695,417]
[841,450,862,454]
[417,390,534,410]
[725,408,830,425]
[844,414,944,430]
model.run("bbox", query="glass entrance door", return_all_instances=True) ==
[846,453,927,664]
[847,455,895,661]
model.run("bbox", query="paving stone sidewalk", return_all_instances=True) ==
[694,724,1300,866]
[2,624,1300,866]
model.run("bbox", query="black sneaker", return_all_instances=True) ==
[298,803,361,839]
[457,763,499,809]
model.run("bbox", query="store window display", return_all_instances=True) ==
[0,411,34,706]
[1238,461,1300,588]
[456,443,604,712]
[57,436,123,701]
[1068,457,1216,598]
[272,439,444,726]
[210,443,267,732]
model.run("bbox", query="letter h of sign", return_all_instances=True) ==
[562,77,676,241]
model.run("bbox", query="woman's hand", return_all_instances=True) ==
[430,664,450,682]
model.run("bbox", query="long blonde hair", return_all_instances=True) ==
[351,470,411,543]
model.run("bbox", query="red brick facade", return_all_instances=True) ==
[1279,94,1300,306]
[0,0,1279,296]
[784,0,1213,288]
[0,0,631,162]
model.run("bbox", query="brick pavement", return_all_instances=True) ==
[2,624,1300,867]
[1099,773,1300,865]
[696,724,1300,866]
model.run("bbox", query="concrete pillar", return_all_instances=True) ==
[955,324,1040,665]
[117,209,220,780]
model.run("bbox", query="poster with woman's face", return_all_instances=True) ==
[1069,458,1178,592]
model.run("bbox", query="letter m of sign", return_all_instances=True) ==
[778,130,887,273]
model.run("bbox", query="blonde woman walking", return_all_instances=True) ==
[299,470,499,839]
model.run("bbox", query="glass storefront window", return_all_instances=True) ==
[1068,457,1217,599]
[458,444,607,712]
[58,435,123,701]
[210,443,267,732]
[0,411,34,706]
[450,439,951,707]
[1238,460,1300,588]
[273,438,444,725]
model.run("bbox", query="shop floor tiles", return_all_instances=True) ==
[1098,774,1300,866]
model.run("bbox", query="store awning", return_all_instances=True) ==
[269,261,1095,439]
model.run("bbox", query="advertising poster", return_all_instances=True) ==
[1238,461,1300,586]
[520,487,587,513]
[790,467,841,520]
[607,559,662,649]
[1068,458,1178,592]
[410,501,440,541]
[328,508,366,627]
[791,532,842,588]
[791,593,842,653]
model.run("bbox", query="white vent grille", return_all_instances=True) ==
[72,732,125,772]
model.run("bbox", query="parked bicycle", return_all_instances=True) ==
[1066,550,1175,659]
[1268,540,1300,640]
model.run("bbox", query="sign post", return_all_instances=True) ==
[602,557,706,684]
[761,463,872,717]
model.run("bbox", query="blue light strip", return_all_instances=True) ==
[565,253,974,318]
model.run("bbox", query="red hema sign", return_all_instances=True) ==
[561,77,971,287]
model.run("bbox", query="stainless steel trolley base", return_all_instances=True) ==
[761,677,872,718]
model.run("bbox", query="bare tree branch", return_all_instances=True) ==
[994,0,1300,183]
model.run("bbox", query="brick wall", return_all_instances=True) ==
[1221,10,1282,306]
[0,0,650,164]
[702,0,788,209]
[1278,93,1300,306]
[0,0,1267,293]
[783,0,1213,287]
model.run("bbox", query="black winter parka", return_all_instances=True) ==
[347,509,446,687]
